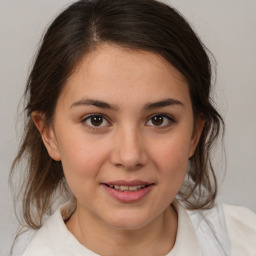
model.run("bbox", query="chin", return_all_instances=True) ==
[102,209,155,231]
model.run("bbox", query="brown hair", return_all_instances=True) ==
[11,0,224,230]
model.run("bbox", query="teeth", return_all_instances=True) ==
[129,186,138,191]
[120,185,128,191]
[109,184,147,191]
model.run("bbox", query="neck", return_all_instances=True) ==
[66,204,178,256]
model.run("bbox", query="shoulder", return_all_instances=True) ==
[186,203,256,255]
[22,207,68,256]
[223,204,256,256]
[21,202,95,256]
[186,203,231,255]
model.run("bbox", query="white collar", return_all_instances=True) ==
[23,200,203,256]
[167,200,201,255]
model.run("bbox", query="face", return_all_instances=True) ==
[37,44,203,230]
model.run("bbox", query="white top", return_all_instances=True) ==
[13,201,256,256]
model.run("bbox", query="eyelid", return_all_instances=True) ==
[145,113,176,127]
[81,113,112,129]
[80,113,175,130]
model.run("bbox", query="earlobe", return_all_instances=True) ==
[189,116,205,158]
[31,111,61,161]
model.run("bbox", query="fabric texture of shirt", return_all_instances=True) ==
[13,200,256,256]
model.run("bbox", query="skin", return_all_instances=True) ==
[33,44,204,256]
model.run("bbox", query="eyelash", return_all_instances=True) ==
[81,113,175,130]
[146,113,175,128]
[81,114,111,130]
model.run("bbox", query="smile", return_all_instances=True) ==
[105,184,149,192]
[102,181,154,203]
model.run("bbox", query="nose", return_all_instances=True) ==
[110,126,148,170]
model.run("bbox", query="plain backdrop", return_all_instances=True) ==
[0,0,256,255]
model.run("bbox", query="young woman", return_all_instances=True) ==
[11,0,256,255]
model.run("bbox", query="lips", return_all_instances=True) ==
[105,184,149,192]
[104,180,151,186]
[102,180,154,203]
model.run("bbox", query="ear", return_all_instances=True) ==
[188,116,205,158]
[31,111,61,161]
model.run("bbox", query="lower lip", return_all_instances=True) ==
[102,184,153,203]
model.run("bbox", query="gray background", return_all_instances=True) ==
[1,0,256,255]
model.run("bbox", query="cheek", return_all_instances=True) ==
[151,135,191,185]
[57,134,109,186]
[59,139,109,202]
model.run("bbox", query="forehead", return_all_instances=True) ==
[59,43,190,108]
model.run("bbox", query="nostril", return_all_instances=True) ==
[109,135,149,169]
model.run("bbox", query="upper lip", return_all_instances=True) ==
[103,180,153,186]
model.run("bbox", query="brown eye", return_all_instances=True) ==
[152,115,164,126]
[83,114,110,127]
[91,116,103,126]
[146,114,174,127]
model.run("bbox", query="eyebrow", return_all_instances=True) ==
[144,98,184,110]
[70,98,183,110]
[70,99,118,110]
